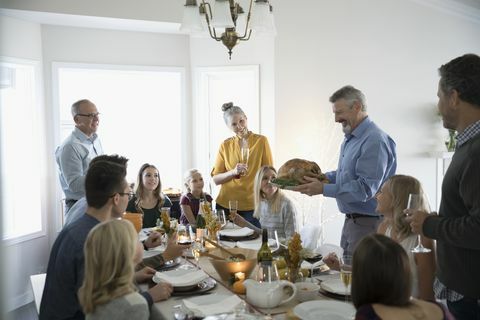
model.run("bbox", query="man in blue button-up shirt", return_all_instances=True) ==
[56,99,104,212]
[295,86,397,255]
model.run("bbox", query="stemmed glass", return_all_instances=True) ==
[216,209,227,229]
[267,229,280,252]
[240,138,249,176]
[408,194,431,253]
[256,263,279,320]
[340,255,352,304]
[228,200,238,227]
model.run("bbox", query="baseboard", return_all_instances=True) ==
[6,290,33,312]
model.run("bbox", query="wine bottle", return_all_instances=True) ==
[257,229,273,266]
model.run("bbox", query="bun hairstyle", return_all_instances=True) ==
[221,102,246,125]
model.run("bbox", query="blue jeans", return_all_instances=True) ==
[215,204,261,229]
[447,297,480,320]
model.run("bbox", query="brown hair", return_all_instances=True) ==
[134,163,165,213]
[351,234,412,309]
[385,174,429,240]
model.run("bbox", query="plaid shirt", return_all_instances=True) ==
[456,120,480,148]
[434,120,480,302]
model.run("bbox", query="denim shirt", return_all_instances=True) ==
[55,127,103,200]
[323,117,397,215]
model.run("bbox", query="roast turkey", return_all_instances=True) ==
[271,158,328,187]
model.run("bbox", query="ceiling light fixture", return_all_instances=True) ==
[180,0,275,59]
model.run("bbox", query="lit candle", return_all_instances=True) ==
[234,272,245,281]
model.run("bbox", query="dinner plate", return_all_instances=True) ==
[219,232,259,242]
[172,277,216,296]
[183,294,242,317]
[152,268,208,288]
[293,300,355,320]
[320,278,351,296]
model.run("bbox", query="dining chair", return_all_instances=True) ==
[30,273,46,314]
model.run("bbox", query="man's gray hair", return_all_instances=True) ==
[329,85,367,111]
[71,99,92,118]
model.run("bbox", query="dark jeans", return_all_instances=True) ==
[447,297,480,320]
[215,204,261,229]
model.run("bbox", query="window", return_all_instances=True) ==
[53,63,184,190]
[1,58,43,241]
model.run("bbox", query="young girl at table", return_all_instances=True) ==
[78,219,149,320]
[352,234,453,320]
[179,168,213,226]
[324,174,435,301]
[126,163,172,228]
[230,165,297,241]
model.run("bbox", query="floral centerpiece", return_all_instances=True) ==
[283,232,310,283]
[160,210,176,237]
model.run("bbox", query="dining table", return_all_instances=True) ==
[138,224,354,320]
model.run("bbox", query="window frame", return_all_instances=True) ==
[51,62,188,231]
[1,56,47,245]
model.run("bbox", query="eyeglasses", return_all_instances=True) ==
[117,192,135,200]
[76,112,100,119]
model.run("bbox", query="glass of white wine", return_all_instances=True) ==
[340,255,352,304]
[191,241,203,269]
[408,193,432,253]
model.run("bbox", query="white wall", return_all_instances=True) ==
[0,15,51,311]
[275,0,480,243]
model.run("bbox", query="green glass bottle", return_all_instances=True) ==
[257,229,273,266]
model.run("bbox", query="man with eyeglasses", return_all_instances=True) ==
[56,99,104,213]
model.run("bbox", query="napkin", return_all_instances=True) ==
[153,269,208,287]
[321,278,350,295]
[183,294,242,316]
[301,259,325,270]
[236,240,261,250]
[219,227,254,237]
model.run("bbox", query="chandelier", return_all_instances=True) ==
[180,0,276,59]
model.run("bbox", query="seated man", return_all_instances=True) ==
[40,155,187,320]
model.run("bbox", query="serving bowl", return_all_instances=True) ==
[206,248,257,282]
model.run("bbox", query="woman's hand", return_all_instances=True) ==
[323,252,340,271]
[148,282,173,302]
[134,266,156,283]
[234,163,248,176]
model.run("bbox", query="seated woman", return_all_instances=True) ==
[352,234,453,320]
[375,174,435,300]
[179,169,213,226]
[230,166,297,241]
[126,163,172,228]
[79,219,151,320]
[325,174,435,301]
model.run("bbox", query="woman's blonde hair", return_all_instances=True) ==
[134,163,165,213]
[78,219,138,314]
[253,166,284,218]
[183,168,207,197]
[385,174,429,240]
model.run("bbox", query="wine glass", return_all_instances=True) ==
[267,229,280,252]
[228,200,238,227]
[240,146,249,176]
[256,263,279,320]
[408,194,431,253]
[191,240,203,269]
[340,255,352,304]
[216,209,227,229]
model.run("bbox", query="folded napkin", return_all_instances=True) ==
[183,294,242,317]
[236,240,262,250]
[153,269,208,287]
[219,227,254,237]
[321,278,351,295]
[301,259,325,270]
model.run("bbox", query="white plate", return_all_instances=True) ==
[183,294,242,317]
[219,227,254,237]
[320,278,350,296]
[293,301,355,320]
[152,268,208,287]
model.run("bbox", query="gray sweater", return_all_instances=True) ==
[423,133,480,298]
[256,197,297,240]
[87,292,149,320]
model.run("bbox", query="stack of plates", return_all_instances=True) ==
[152,269,215,295]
